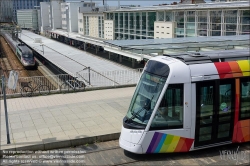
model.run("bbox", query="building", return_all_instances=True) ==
[40,0,64,33]
[40,2,51,34]
[78,5,106,38]
[16,9,39,31]
[102,1,250,40]
[13,0,50,22]
[50,0,64,31]
[61,1,85,33]
[40,0,71,35]
[0,0,13,23]
[39,0,95,34]
[45,1,249,41]
[78,5,118,39]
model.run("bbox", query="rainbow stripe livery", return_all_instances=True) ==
[146,132,194,153]
[233,119,250,143]
[119,53,250,154]
[214,60,250,79]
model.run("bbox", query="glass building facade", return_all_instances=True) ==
[105,8,250,39]
[0,0,13,22]
[98,16,104,38]
[13,0,50,22]
[84,16,89,35]
[107,12,156,40]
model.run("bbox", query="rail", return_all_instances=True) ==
[0,68,143,97]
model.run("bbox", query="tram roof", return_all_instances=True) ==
[165,49,250,65]
[17,44,33,54]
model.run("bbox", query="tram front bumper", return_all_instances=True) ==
[119,136,143,154]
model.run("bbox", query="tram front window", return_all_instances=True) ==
[150,84,184,129]
[23,53,33,59]
[126,72,167,125]
[125,60,170,126]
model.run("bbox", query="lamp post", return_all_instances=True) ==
[1,75,11,144]
[40,44,44,55]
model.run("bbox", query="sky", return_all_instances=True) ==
[87,0,214,7]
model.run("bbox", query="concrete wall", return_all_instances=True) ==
[51,1,62,30]
[154,22,176,39]
[69,2,84,32]
[40,2,50,34]
[61,3,67,30]
[104,20,114,40]
[61,2,84,32]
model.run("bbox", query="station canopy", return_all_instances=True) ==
[104,35,250,57]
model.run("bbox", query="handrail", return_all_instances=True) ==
[76,67,91,86]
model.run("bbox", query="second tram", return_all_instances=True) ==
[119,49,250,154]
[2,32,35,68]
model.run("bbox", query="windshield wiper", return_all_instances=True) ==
[126,95,154,123]
[126,74,167,123]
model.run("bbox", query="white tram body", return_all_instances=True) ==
[119,50,250,154]
[16,43,36,67]
[1,32,35,67]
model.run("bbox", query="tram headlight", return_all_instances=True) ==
[22,59,29,65]
[22,59,27,64]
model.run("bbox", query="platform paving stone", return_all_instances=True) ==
[0,87,135,151]
[33,119,46,125]
[22,121,35,128]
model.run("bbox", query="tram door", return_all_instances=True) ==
[194,79,235,147]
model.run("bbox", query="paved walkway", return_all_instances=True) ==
[0,87,135,151]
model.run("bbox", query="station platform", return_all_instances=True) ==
[17,30,141,88]
[0,87,135,152]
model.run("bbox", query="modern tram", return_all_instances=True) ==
[119,49,250,154]
[15,43,36,67]
[2,32,35,68]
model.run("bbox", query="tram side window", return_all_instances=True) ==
[150,84,183,129]
[17,49,21,59]
[240,78,250,119]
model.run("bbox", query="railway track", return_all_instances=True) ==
[2,58,12,71]
[0,36,43,78]
[0,35,56,96]
[26,69,43,77]
[3,140,249,166]
[0,58,8,77]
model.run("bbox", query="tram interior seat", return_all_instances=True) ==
[153,116,183,127]
[154,106,183,127]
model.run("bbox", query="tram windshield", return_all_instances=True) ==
[125,60,169,126]
[23,51,33,59]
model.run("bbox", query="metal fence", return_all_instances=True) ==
[1,68,143,97]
